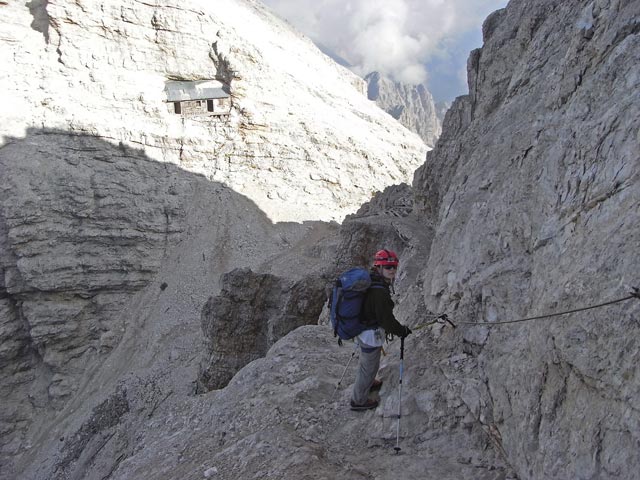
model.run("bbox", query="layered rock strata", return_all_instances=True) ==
[0,130,336,477]
[0,0,425,475]
[0,132,185,462]
[0,0,426,224]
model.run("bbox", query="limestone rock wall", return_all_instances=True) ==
[198,268,326,391]
[0,0,426,224]
[1,0,638,479]
[0,132,183,461]
[412,0,640,477]
[0,0,425,475]
[0,130,336,477]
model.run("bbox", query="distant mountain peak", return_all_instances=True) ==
[365,71,442,147]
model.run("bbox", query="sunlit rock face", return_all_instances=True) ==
[1,0,426,224]
[366,71,442,148]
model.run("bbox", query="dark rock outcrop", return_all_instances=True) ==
[198,268,327,390]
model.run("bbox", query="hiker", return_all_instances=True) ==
[351,249,412,411]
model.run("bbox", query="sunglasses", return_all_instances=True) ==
[382,265,397,270]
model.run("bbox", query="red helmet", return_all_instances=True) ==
[373,249,399,266]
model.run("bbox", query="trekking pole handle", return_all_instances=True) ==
[400,336,405,360]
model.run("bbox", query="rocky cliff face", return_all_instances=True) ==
[0,0,426,476]
[0,0,426,224]
[412,0,640,477]
[1,0,639,479]
[365,71,442,147]
[198,268,326,391]
[0,131,328,475]
[434,100,450,126]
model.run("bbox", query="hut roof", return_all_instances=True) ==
[165,80,230,102]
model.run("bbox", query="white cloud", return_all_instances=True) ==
[263,0,507,85]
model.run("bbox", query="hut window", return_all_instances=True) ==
[174,102,181,114]
[207,99,214,112]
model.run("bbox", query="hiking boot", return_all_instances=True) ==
[370,379,383,392]
[350,399,379,411]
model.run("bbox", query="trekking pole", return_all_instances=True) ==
[331,343,358,401]
[394,336,405,454]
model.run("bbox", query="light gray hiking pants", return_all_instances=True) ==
[351,346,382,405]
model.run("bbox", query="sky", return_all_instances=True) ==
[262,0,509,102]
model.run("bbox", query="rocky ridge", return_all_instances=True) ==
[365,71,442,147]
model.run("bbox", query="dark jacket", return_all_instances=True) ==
[362,271,406,337]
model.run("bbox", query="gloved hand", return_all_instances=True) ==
[401,325,412,338]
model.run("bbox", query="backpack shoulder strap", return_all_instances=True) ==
[369,279,388,290]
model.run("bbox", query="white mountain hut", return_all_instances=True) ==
[165,80,231,116]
